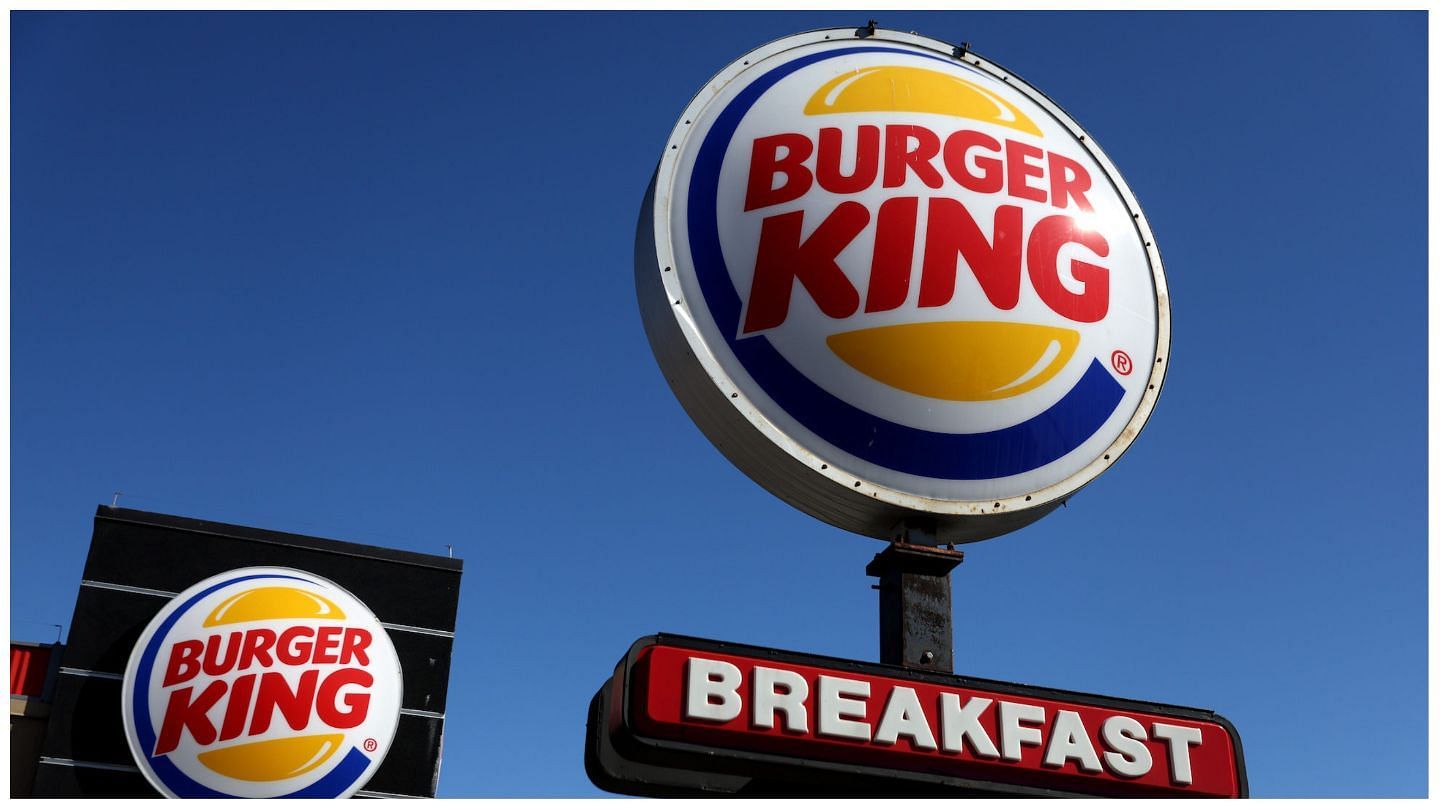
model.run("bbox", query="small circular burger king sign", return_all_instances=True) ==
[637,28,1168,543]
[121,568,402,798]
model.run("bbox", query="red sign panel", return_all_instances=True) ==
[612,637,1245,798]
[10,644,55,698]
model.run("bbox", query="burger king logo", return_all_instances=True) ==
[120,568,402,798]
[638,29,1168,541]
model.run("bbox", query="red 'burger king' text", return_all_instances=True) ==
[740,124,1111,334]
[153,626,374,756]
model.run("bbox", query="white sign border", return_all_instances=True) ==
[642,26,1170,542]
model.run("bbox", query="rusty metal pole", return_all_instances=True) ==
[866,528,964,673]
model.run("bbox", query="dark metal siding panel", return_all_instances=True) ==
[389,629,454,715]
[84,514,462,632]
[91,506,464,572]
[38,671,444,798]
[56,587,161,675]
[56,586,454,716]
[37,673,131,765]
[364,714,446,797]
[32,507,462,798]
[31,762,157,798]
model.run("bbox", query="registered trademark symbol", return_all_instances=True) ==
[1111,350,1133,376]
[364,738,378,752]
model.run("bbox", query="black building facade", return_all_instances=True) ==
[29,506,463,798]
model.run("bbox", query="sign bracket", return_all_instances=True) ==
[866,529,964,673]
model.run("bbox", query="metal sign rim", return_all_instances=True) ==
[646,26,1170,530]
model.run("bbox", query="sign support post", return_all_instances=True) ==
[866,532,964,673]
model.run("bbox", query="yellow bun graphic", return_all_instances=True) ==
[804,66,1042,136]
[826,322,1078,401]
[202,586,346,627]
[197,734,344,782]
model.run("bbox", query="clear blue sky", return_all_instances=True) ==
[10,10,1427,798]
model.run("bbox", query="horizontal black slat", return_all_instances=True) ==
[57,587,162,675]
[362,713,444,797]
[31,762,157,798]
[38,674,133,767]
[389,629,453,714]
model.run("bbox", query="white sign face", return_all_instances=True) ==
[120,567,403,798]
[638,29,1168,542]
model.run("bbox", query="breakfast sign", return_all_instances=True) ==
[614,25,1238,798]
[588,636,1246,798]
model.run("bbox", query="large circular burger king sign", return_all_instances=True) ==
[637,28,1168,543]
[121,568,402,798]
